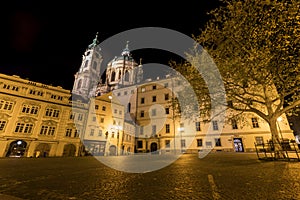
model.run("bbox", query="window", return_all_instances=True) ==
[98,130,102,136]
[100,117,104,123]
[165,107,169,114]
[127,103,131,113]
[227,100,233,107]
[15,122,33,134]
[151,109,156,116]
[124,70,129,81]
[140,110,144,117]
[102,106,106,111]
[197,139,203,147]
[69,113,75,120]
[118,71,122,79]
[111,71,116,81]
[140,126,144,135]
[165,93,169,100]
[77,79,82,89]
[95,105,99,110]
[92,116,96,122]
[93,61,97,70]
[74,130,80,137]
[212,120,218,130]
[84,60,89,68]
[137,141,143,148]
[252,117,259,128]
[206,141,212,148]
[231,119,238,129]
[152,85,157,90]
[90,129,95,136]
[124,91,128,95]
[166,124,170,133]
[141,97,145,104]
[40,125,55,136]
[195,121,201,131]
[181,139,186,148]
[141,87,145,92]
[45,108,60,118]
[152,125,156,136]
[179,123,184,132]
[77,113,83,121]
[164,83,168,88]
[21,105,39,115]
[215,138,221,146]
[255,136,264,145]
[114,109,117,114]
[0,100,13,111]
[165,140,170,148]
[152,96,156,102]
[65,129,72,137]
[0,120,7,131]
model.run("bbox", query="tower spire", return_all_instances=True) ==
[88,32,99,49]
[121,41,131,56]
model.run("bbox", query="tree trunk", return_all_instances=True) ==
[268,119,285,159]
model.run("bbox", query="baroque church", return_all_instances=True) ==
[72,33,143,100]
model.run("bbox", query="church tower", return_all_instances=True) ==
[72,33,103,99]
[95,41,143,96]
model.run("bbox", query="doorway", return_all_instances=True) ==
[6,140,27,157]
[150,142,158,153]
[234,138,244,152]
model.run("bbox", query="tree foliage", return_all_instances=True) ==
[172,0,300,156]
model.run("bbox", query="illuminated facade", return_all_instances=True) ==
[75,33,295,154]
[0,73,83,157]
[0,34,295,158]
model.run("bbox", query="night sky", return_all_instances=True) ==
[0,1,221,90]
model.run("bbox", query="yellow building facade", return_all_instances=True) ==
[0,73,83,157]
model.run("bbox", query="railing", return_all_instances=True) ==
[254,139,300,161]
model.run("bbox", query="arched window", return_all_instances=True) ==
[77,79,82,89]
[84,60,89,68]
[93,61,97,70]
[111,71,116,82]
[118,70,122,79]
[127,103,131,113]
[124,70,129,82]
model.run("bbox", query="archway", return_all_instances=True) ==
[6,140,27,157]
[109,145,117,156]
[35,143,51,157]
[63,144,76,157]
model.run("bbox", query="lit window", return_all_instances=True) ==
[166,124,170,133]
[195,121,201,131]
[197,139,203,147]
[215,138,221,146]
[252,117,259,128]
[212,121,218,130]
[231,119,238,129]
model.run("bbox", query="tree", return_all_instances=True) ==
[171,0,300,158]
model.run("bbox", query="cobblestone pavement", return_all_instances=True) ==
[0,152,299,200]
